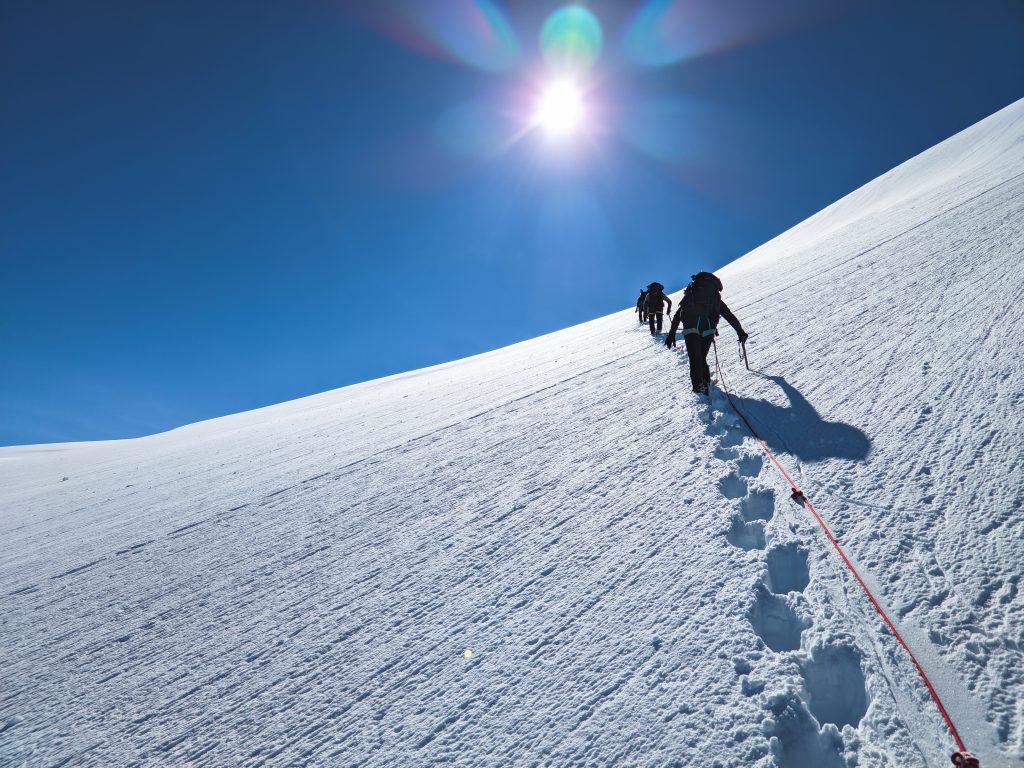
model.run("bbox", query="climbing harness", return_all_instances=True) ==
[682,315,718,337]
[709,337,977,766]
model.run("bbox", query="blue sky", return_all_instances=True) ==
[2,0,1022,446]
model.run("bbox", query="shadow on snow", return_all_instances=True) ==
[657,333,870,463]
[731,374,871,463]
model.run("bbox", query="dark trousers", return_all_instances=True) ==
[648,312,663,334]
[684,333,714,393]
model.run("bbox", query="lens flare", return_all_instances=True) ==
[422,0,520,71]
[622,0,697,67]
[622,0,816,67]
[352,0,520,72]
[533,79,584,136]
[540,6,603,72]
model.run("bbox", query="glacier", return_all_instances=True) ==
[2,98,1022,767]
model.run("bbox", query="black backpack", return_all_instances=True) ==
[681,272,722,317]
[647,282,664,304]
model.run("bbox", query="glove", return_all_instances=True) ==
[738,330,748,344]
[665,332,677,349]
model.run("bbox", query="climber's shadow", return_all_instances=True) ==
[729,374,871,463]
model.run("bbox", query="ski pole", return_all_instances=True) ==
[741,340,750,370]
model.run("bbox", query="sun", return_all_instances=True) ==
[533,79,585,137]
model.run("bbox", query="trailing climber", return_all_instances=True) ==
[665,272,748,395]
[645,282,673,335]
[635,288,649,324]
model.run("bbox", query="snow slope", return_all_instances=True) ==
[2,99,1023,767]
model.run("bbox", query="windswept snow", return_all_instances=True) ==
[3,99,1023,767]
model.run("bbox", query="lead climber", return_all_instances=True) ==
[635,287,649,323]
[665,272,748,395]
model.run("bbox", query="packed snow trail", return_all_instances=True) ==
[2,99,1023,767]
[711,335,973,765]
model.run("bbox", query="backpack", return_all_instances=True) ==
[647,282,664,305]
[681,272,722,318]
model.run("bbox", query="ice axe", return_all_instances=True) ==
[739,339,750,370]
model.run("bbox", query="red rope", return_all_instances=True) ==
[710,341,969,757]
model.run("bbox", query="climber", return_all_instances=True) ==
[635,288,648,323]
[645,282,673,335]
[665,272,748,395]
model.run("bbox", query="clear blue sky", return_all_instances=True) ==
[2,1,1022,446]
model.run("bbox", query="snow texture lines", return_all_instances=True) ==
[0,337,770,766]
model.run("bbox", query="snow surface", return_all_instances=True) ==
[2,99,1023,767]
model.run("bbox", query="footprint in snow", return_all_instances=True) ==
[714,446,739,461]
[718,473,748,500]
[748,583,809,653]
[735,453,763,478]
[799,641,869,730]
[740,488,775,522]
[726,515,766,551]
[765,543,810,595]
[762,689,846,767]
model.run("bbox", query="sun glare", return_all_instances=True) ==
[533,79,584,137]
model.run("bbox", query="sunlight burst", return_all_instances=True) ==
[533,79,584,137]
